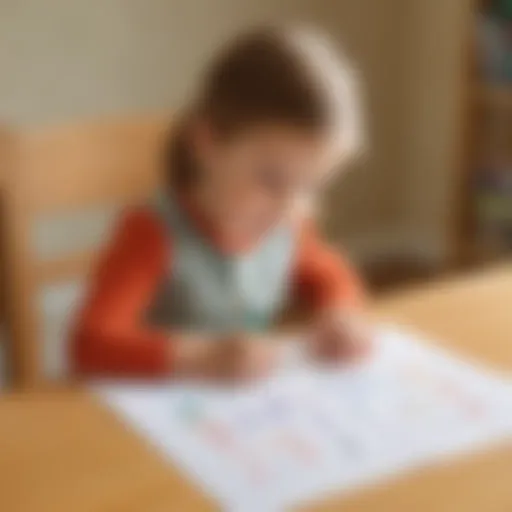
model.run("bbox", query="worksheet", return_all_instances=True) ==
[94,327,512,512]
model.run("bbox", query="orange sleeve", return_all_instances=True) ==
[292,222,365,313]
[70,207,173,378]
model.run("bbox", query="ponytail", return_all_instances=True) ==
[165,115,197,191]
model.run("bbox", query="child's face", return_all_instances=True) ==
[192,122,337,244]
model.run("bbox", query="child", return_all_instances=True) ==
[71,25,371,383]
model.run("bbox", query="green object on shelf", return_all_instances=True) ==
[493,0,512,19]
[478,193,512,223]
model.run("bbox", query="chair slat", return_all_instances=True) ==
[35,250,98,285]
[21,117,168,214]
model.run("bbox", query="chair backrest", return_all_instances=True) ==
[1,115,170,389]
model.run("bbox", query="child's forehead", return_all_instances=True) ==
[238,123,322,143]
[236,123,338,157]
[238,124,342,173]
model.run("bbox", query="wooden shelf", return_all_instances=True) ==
[476,84,512,109]
[457,3,512,267]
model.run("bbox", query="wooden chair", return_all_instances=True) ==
[1,115,170,389]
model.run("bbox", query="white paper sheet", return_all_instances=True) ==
[94,326,512,512]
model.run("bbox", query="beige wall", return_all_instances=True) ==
[315,0,409,240]
[0,0,468,262]
[396,0,472,261]
[0,0,315,123]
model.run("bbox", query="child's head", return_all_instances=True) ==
[167,25,363,242]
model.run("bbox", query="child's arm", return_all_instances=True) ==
[292,222,372,363]
[293,222,365,314]
[70,208,172,377]
[71,208,275,380]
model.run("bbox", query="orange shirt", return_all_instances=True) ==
[71,206,363,378]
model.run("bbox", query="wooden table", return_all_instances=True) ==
[1,266,511,512]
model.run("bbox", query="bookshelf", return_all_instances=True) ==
[477,84,512,107]
[459,0,512,265]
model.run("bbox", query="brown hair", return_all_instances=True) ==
[166,25,363,189]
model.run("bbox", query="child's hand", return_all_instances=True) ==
[310,310,373,365]
[174,334,278,383]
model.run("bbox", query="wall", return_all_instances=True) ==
[323,0,472,265]
[0,0,315,123]
[313,0,409,243]
[0,0,408,254]
[395,0,473,262]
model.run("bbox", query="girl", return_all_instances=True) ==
[71,25,371,383]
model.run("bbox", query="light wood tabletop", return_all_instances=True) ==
[0,265,511,512]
